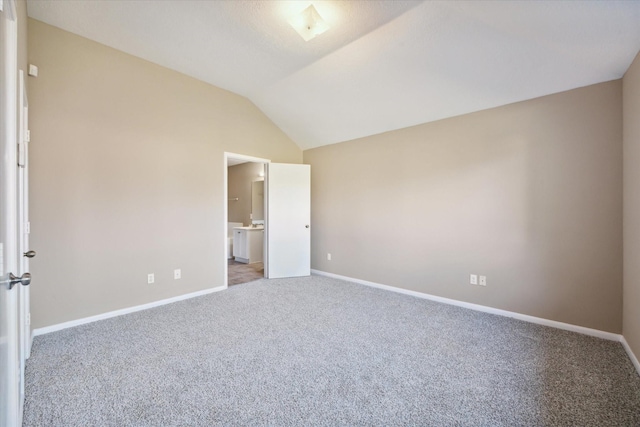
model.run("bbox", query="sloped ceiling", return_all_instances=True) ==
[27,0,640,150]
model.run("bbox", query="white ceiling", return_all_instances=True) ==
[27,1,640,150]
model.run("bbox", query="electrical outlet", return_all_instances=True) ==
[174,269,181,280]
[147,273,154,284]
[470,274,478,285]
[479,275,487,286]
[327,253,332,261]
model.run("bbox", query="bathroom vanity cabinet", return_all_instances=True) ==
[232,227,264,264]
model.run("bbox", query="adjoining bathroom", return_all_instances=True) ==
[227,160,265,286]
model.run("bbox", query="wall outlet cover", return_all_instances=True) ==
[479,276,487,286]
[470,274,478,285]
[174,269,181,280]
[147,273,155,284]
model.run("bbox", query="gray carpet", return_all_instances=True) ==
[24,276,640,426]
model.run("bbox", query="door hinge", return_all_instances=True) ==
[18,141,25,167]
[26,313,30,326]
[25,129,30,143]
[25,222,30,234]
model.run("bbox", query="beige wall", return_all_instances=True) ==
[304,81,623,333]
[623,52,640,358]
[228,162,264,226]
[28,19,302,329]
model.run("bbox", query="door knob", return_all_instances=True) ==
[305,225,310,228]
[5,272,31,290]
[23,250,36,258]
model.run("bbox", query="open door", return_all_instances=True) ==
[1,0,22,424]
[266,163,310,279]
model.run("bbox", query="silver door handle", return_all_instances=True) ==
[305,225,310,228]
[4,272,31,290]
[23,250,36,258]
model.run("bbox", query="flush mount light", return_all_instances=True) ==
[288,4,330,42]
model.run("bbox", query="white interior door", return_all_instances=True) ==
[17,68,31,409]
[1,0,21,425]
[266,163,310,278]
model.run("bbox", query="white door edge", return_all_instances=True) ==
[17,67,29,418]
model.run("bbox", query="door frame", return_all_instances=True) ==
[223,152,270,288]
[17,67,30,418]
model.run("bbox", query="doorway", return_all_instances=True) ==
[223,153,312,288]
[224,153,270,287]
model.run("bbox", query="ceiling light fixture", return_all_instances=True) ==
[288,4,330,42]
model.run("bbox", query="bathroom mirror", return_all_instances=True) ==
[251,179,264,222]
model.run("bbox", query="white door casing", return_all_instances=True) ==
[17,68,31,410]
[266,163,311,279]
[0,0,21,425]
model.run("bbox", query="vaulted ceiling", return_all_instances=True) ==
[27,0,640,150]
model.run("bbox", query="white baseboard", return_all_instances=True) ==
[620,336,640,376]
[311,269,622,342]
[32,286,226,337]
[30,271,640,377]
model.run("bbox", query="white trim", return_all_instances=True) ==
[311,269,621,342]
[3,0,17,20]
[223,152,270,287]
[224,152,272,165]
[26,268,640,377]
[32,286,226,336]
[620,336,640,376]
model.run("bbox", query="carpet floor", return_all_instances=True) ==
[24,276,640,426]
